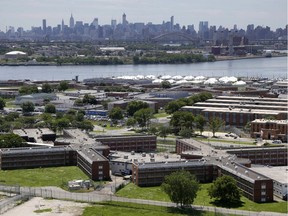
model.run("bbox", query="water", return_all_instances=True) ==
[0,57,287,81]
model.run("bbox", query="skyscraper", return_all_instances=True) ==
[61,19,64,32]
[42,19,47,34]
[122,13,127,26]
[92,18,99,29]
[69,14,75,29]
[170,16,174,31]
[111,19,117,29]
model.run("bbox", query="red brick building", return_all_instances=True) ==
[251,119,288,142]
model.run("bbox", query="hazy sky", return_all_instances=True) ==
[0,0,287,31]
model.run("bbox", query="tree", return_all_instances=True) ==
[126,101,149,117]
[158,125,171,141]
[208,117,225,137]
[0,97,5,110]
[0,134,27,148]
[21,101,35,113]
[148,126,158,135]
[77,120,94,132]
[208,175,241,204]
[74,99,84,106]
[170,111,194,134]
[195,115,206,135]
[179,127,193,138]
[109,107,123,124]
[19,85,39,95]
[83,94,98,105]
[161,170,200,208]
[126,117,137,128]
[58,81,69,91]
[42,83,53,93]
[161,80,172,89]
[44,103,56,113]
[56,118,70,132]
[165,100,186,114]
[133,108,153,129]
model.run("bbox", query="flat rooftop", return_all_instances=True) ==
[136,159,212,170]
[77,147,108,164]
[216,96,288,102]
[207,98,287,106]
[219,159,269,183]
[194,102,287,111]
[250,165,288,184]
[110,151,182,164]
[252,119,288,124]
[62,129,99,145]
[182,106,285,115]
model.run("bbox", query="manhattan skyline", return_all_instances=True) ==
[0,0,287,31]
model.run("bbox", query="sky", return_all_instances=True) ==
[0,0,287,31]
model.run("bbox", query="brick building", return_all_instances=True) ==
[96,135,157,152]
[0,146,76,170]
[227,147,288,166]
[181,96,288,127]
[250,119,288,142]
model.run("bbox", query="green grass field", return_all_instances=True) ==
[0,166,89,188]
[193,137,255,145]
[83,201,218,216]
[116,183,288,213]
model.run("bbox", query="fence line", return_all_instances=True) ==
[0,194,30,214]
[0,184,286,216]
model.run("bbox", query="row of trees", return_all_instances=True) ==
[18,81,69,95]
[133,53,215,64]
[165,92,213,114]
[162,171,241,208]
[0,108,94,134]
[170,111,225,137]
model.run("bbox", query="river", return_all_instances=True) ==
[0,57,287,81]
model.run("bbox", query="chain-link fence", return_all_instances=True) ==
[0,184,286,216]
[0,194,30,214]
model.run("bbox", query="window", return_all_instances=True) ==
[99,165,103,170]
[99,171,103,175]
[261,183,266,189]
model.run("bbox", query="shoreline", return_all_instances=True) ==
[0,54,286,67]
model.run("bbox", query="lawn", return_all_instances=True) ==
[193,137,255,145]
[83,201,217,216]
[153,112,170,118]
[116,183,288,213]
[0,166,89,188]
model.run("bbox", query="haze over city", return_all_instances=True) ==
[0,0,287,31]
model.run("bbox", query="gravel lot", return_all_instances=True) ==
[2,197,89,216]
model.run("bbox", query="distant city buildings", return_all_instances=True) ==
[0,13,286,44]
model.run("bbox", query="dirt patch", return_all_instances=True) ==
[2,197,90,216]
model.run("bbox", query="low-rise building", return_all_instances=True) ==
[250,165,288,200]
[251,119,288,142]
[96,135,157,152]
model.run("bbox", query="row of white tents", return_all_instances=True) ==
[114,75,246,86]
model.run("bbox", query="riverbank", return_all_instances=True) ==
[215,53,287,61]
[1,53,286,67]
